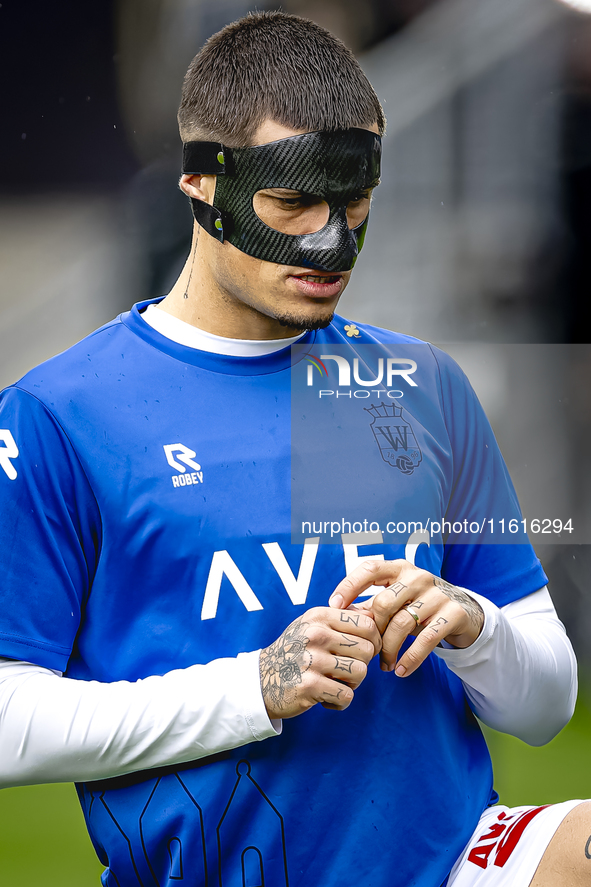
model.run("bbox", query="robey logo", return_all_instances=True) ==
[0,429,19,480]
[163,443,204,489]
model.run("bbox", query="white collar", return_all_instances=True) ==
[141,303,306,356]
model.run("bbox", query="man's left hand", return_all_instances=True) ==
[328,560,484,677]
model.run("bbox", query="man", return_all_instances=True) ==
[0,11,586,887]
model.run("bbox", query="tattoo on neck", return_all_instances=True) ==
[433,577,484,630]
[183,234,199,299]
[259,617,312,711]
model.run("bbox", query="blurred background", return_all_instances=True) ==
[1,0,591,882]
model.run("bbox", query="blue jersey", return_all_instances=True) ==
[0,300,546,887]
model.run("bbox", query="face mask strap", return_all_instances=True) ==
[189,199,225,242]
[183,142,231,241]
[183,142,228,175]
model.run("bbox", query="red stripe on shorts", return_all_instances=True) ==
[468,805,551,870]
[494,805,551,867]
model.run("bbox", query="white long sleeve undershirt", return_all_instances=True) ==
[0,588,577,788]
[0,651,280,788]
[434,587,577,746]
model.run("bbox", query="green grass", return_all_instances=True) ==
[0,782,103,886]
[0,694,590,884]
[484,688,591,807]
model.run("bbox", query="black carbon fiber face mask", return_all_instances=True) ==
[182,129,381,272]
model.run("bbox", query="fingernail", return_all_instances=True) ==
[329,593,344,608]
[395,665,406,677]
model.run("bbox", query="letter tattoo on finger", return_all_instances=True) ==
[323,687,345,702]
[429,616,449,634]
[386,581,407,597]
[333,656,354,674]
[340,612,360,626]
[338,633,359,648]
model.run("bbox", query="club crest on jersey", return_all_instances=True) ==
[365,402,422,475]
[163,443,204,488]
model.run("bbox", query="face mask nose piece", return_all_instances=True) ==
[296,205,361,273]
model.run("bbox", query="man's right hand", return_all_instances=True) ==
[259,607,381,720]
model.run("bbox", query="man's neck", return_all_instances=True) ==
[158,236,307,341]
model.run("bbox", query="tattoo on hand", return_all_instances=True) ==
[340,612,360,626]
[584,836,591,860]
[386,581,407,597]
[260,617,312,711]
[433,578,484,630]
[333,656,354,674]
[429,616,449,634]
[323,687,344,702]
[338,633,359,648]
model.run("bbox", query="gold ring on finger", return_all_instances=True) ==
[404,606,421,625]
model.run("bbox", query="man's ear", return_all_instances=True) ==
[179,174,217,204]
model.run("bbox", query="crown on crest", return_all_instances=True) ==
[364,403,403,419]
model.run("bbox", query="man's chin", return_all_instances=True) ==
[275,312,335,332]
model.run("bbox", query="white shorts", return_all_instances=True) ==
[447,799,586,886]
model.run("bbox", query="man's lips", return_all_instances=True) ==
[288,272,344,298]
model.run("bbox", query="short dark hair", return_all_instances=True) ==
[178,11,385,147]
